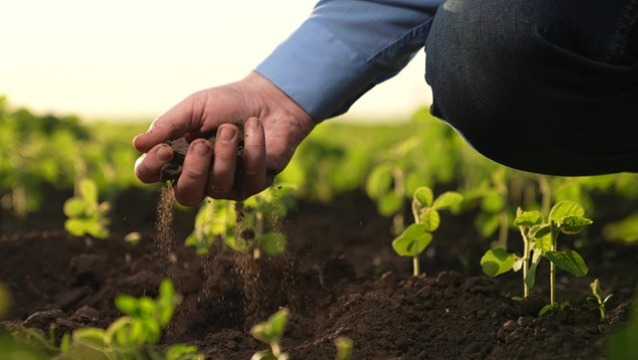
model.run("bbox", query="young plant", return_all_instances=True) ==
[587,278,612,319]
[334,337,353,360]
[481,200,592,309]
[186,185,293,257]
[250,308,290,360]
[392,186,463,276]
[63,178,110,239]
[185,197,238,255]
[239,185,294,259]
[62,279,203,359]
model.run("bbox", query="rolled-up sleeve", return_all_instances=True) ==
[255,0,440,122]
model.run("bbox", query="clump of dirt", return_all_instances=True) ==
[159,129,245,184]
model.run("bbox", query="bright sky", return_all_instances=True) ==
[2,0,431,122]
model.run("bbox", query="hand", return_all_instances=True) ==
[133,71,315,205]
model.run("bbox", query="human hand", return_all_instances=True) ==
[133,71,315,205]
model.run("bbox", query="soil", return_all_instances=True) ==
[1,189,637,359]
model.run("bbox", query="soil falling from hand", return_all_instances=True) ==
[155,184,176,277]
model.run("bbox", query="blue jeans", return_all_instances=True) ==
[425,0,638,175]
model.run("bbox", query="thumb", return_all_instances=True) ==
[133,97,196,153]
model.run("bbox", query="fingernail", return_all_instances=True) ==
[158,146,172,161]
[194,141,210,156]
[246,117,259,129]
[219,127,236,141]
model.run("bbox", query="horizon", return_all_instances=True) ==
[2,0,431,122]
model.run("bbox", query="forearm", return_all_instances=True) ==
[255,0,440,122]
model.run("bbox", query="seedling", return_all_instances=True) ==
[481,201,592,308]
[250,308,290,360]
[63,279,203,359]
[334,337,353,360]
[63,178,110,239]
[392,186,463,276]
[186,185,292,258]
[587,278,612,319]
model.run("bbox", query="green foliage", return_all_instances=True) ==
[587,279,612,319]
[185,197,237,254]
[334,337,353,360]
[481,201,592,306]
[607,290,638,359]
[0,280,202,359]
[250,308,290,360]
[186,185,294,257]
[0,98,147,217]
[392,186,463,276]
[63,178,110,239]
[602,212,638,244]
[60,279,203,359]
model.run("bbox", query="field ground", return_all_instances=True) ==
[1,188,637,359]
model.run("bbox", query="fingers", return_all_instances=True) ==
[209,124,241,199]
[174,139,213,206]
[133,96,196,153]
[241,117,269,198]
[134,144,174,183]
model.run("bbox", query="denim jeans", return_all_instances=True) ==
[425,0,638,175]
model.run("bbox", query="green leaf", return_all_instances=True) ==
[65,218,90,237]
[250,308,289,345]
[549,201,585,225]
[72,327,108,350]
[259,232,287,256]
[514,210,544,226]
[79,179,98,204]
[366,165,394,198]
[559,215,592,234]
[545,250,589,277]
[603,213,638,243]
[392,224,433,257]
[413,186,433,207]
[63,197,87,217]
[432,191,463,210]
[475,212,500,238]
[531,223,551,240]
[378,193,403,217]
[479,191,504,213]
[525,248,542,289]
[115,295,139,316]
[166,344,202,360]
[480,248,516,277]
[418,208,440,232]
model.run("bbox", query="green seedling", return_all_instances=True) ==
[462,168,510,249]
[587,278,612,319]
[250,308,290,360]
[61,279,203,359]
[334,337,353,360]
[187,186,293,257]
[481,201,592,308]
[63,178,110,239]
[186,197,237,255]
[392,186,463,276]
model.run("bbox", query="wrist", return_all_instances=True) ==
[244,71,315,135]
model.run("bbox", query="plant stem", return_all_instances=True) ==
[497,212,509,250]
[550,235,556,305]
[393,168,405,235]
[519,227,529,298]
[413,255,420,277]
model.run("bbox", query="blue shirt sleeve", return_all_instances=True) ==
[255,0,440,122]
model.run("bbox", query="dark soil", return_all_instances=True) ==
[1,190,637,359]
